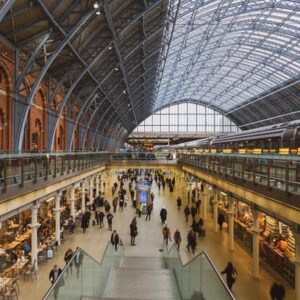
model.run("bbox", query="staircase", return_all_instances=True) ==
[99,256,181,300]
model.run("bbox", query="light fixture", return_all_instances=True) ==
[94,3,99,8]
[108,45,112,50]
[115,67,118,71]
[123,90,126,94]
[127,104,130,107]
[96,10,100,15]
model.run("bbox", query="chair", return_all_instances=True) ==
[7,278,19,293]
[23,264,37,281]
[37,251,47,264]
[3,287,18,300]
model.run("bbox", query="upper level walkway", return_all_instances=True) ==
[0,151,300,226]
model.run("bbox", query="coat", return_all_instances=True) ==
[49,268,62,284]
[111,233,119,245]
[160,208,167,220]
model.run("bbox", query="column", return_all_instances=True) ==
[212,189,218,233]
[294,226,300,300]
[89,176,94,201]
[81,179,86,213]
[228,197,235,251]
[31,202,40,270]
[202,184,208,220]
[53,192,61,245]
[95,174,99,196]
[70,184,76,219]
[252,209,261,278]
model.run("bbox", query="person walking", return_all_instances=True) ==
[99,210,105,228]
[160,207,167,224]
[218,211,225,231]
[106,212,113,231]
[110,230,120,251]
[162,224,171,249]
[195,199,201,214]
[145,202,153,221]
[64,248,74,275]
[74,248,83,279]
[191,205,197,220]
[184,205,190,222]
[49,265,63,299]
[174,229,182,251]
[130,218,138,246]
[270,282,286,300]
[157,181,161,191]
[176,197,182,210]
[112,197,118,213]
[221,262,237,291]
[81,213,89,233]
[187,229,197,254]
[137,203,143,217]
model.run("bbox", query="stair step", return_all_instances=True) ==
[119,256,166,269]
[102,268,181,300]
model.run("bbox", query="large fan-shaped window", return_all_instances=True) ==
[133,102,238,133]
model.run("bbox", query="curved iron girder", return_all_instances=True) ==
[15,4,95,152]
[14,32,51,93]
[103,0,138,125]
[95,112,119,150]
[0,0,16,22]
[103,120,118,149]
[105,122,121,149]
[88,109,118,150]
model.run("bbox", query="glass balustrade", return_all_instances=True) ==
[162,243,235,300]
[43,240,124,300]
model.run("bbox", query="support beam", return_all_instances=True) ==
[53,191,61,245]
[0,0,16,22]
[70,184,76,219]
[212,189,218,233]
[31,202,40,271]
[252,209,261,278]
[228,196,234,251]
[81,179,86,213]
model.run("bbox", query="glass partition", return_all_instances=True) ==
[162,243,235,300]
[43,239,124,300]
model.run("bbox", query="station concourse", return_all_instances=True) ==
[1,0,300,299]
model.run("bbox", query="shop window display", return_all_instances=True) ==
[217,198,295,286]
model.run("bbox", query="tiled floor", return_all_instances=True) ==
[18,170,295,300]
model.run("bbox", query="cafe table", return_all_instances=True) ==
[0,277,12,293]
[11,259,29,277]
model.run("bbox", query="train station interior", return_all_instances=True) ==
[0,0,300,299]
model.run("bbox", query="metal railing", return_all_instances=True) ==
[179,153,300,196]
[0,152,111,194]
[162,242,235,300]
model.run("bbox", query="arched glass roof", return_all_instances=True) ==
[156,0,300,112]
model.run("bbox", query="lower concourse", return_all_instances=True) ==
[17,169,295,300]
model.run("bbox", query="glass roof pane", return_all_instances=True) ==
[155,0,300,114]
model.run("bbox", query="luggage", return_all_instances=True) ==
[92,219,96,226]
[47,249,53,259]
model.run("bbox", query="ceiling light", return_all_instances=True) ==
[123,90,126,94]
[108,45,112,50]
[127,104,130,107]
[96,10,100,15]
[94,3,99,8]
[115,67,118,71]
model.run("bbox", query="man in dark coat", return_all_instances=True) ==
[130,218,138,246]
[160,207,167,224]
[111,230,119,251]
[81,213,89,233]
[191,205,197,220]
[218,211,225,231]
[184,205,190,222]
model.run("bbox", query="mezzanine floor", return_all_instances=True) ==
[18,172,295,300]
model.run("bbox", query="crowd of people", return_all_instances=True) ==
[46,169,286,299]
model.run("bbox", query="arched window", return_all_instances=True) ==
[133,103,239,133]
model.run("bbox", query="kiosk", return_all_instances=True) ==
[136,180,151,214]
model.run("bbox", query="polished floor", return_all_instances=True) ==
[18,172,295,300]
